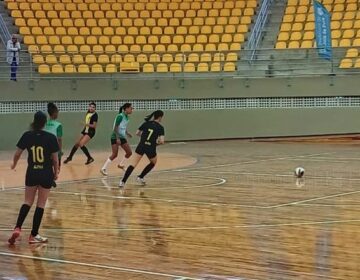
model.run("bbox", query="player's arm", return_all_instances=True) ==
[51,152,59,180]
[126,130,133,138]
[57,124,63,155]
[87,121,97,129]
[11,148,23,170]
[136,122,146,137]
[136,129,143,137]
[157,135,165,145]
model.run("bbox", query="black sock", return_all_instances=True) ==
[31,207,44,237]
[68,145,78,159]
[15,204,31,229]
[81,146,92,159]
[122,165,134,183]
[138,163,155,179]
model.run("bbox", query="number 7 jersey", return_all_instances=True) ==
[138,121,165,147]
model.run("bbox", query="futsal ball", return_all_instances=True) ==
[294,167,305,178]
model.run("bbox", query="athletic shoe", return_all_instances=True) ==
[63,157,72,164]
[85,157,94,165]
[8,227,21,245]
[29,234,48,244]
[100,168,108,176]
[118,181,125,188]
[136,177,146,186]
[117,164,126,171]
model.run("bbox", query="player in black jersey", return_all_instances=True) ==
[8,111,59,245]
[119,110,165,188]
[63,102,98,165]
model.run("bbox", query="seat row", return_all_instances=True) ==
[32,52,238,65]
[19,25,249,36]
[37,61,237,74]
[27,42,241,55]
[23,34,245,46]
[7,1,256,12]
[14,16,253,28]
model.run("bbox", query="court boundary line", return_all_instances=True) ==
[1,219,360,233]
[267,190,360,209]
[0,252,202,280]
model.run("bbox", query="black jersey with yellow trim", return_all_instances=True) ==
[138,121,165,148]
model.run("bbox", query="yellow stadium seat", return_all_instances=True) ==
[339,58,352,69]
[36,36,48,45]
[28,45,40,55]
[33,55,45,64]
[15,18,26,27]
[276,42,287,49]
[331,30,342,39]
[343,30,355,39]
[143,64,155,73]
[11,10,22,18]
[106,64,117,73]
[197,62,209,72]
[354,59,360,68]
[45,54,57,64]
[66,45,78,54]
[175,53,186,62]
[210,62,221,72]
[341,20,353,29]
[156,63,168,73]
[224,62,236,72]
[91,64,103,73]
[111,36,122,45]
[333,4,344,12]
[167,44,178,52]
[38,64,50,74]
[118,45,129,53]
[142,45,154,53]
[343,11,356,20]
[292,23,303,31]
[120,62,140,73]
[226,52,238,62]
[303,31,314,40]
[214,53,225,62]
[149,54,161,63]
[51,64,64,74]
[300,41,313,48]
[304,22,315,31]
[339,39,351,47]
[200,53,212,62]
[40,45,52,54]
[78,64,90,73]
[345,49,358,58]
[187,53,199,63]
[290,32,302,41]
[110,54,122,64]
[184,63,195,73]
[79,45,91,54]
[288,41,300,48]
[217,43,229,51]
[162,54,173,63]
[169,63,182,72]
[59,54,71,64]
[180,44,192,52]
[137,54,148,63]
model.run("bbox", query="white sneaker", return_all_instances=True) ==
[100,168,108,176]
[118,181,125,188]
[29,234,48,244]
[136,177,146,186]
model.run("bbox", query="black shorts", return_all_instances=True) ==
[81,129,95,139]
[135,144,157,159]
[111,138,127,145]
[25,169,55,189]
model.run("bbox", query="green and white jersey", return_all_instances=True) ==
[45,119,63,138]
[111,112,129,139]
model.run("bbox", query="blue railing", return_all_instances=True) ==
[246,0,273,62]
[0,14,11,47]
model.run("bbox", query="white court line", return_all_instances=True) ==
[267,190,360,209]
[53,190,268,209]
[0,252,202,280]
[1,219,360,233]
[171,152,336,172]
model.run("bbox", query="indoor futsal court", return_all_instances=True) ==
[1,139,359,279]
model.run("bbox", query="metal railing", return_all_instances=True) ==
[0,47,357,81]
[0,14,11,47]
[245,0,273,62]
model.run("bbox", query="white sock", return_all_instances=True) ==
[102,158,112,170]
[119,157,127,166]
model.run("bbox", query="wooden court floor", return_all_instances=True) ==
[1,140,360,279]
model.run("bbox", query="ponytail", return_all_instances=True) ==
[145,110,164,121]
[31,111,47,131]
[47,102,58,117]
[119,102,132,113]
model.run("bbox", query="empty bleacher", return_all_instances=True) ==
[4,0,258,74]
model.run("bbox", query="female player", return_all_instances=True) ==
[119,110,165,188]
[101,103,133,176]
[8,111,59,244]
[63,102,98,165]
[45,102,63,168]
